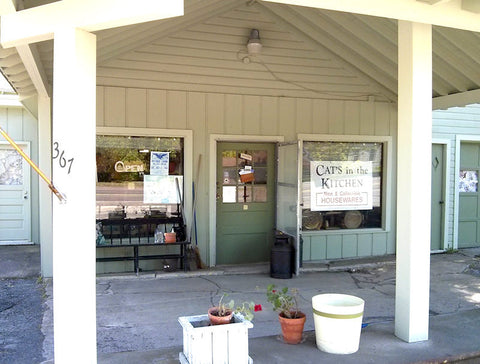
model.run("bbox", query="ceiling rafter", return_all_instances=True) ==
[432,53,471,92]
[432,73,456,96]
[97,0,239,64]
[433,31,480,86]
[315,10,397,65]
[260,3,397,100]
[434,27,480,64]
[262,0,480,32]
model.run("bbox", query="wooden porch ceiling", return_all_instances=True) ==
[0,0,479,106]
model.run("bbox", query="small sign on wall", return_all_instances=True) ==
[310,161,372,211]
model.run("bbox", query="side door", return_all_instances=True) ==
[216,142,275,264]
[458,142,480,248]
[431,144,445,251]
[0,142,31,242]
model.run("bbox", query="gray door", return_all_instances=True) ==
[431,144,445,251]
[458,142,480,248]
[216,142,275,264]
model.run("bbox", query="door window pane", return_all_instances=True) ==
[254,168,267,184]
[253,185,267,202]
[222,151,236,167]
[0,150,22,185]
[238,185,252,203]
[223,186,236,203]
[459,170,478,192]
[253,150,267,166]
[222,168,238,185]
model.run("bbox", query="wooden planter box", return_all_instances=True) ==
[178,313,253,364]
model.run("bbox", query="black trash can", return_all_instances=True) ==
[270,232,294,279]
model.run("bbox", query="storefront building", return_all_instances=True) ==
[1,0,480,362]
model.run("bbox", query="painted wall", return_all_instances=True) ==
[433,103,480,249]
[0,106,39,244]
[96,86,398,267]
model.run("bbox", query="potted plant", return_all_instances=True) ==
[266,284,306,344]
[208,293,256,325]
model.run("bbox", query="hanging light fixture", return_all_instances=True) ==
[247,29,262,55]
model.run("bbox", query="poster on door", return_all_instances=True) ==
[310,161,372,211]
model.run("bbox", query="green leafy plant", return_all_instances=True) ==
[211,293,256,321]
[266,284,301,319]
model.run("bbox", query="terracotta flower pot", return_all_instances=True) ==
[208,307,233,325]
[278,312,306,344]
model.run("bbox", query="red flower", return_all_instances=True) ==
[272,290,276,293]
[254,304,262,312]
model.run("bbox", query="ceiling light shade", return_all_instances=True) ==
[247,29,262,55]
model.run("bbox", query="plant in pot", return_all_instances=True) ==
[208,293,257,325]
[266,284,306,344]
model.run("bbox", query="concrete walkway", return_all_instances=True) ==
[1,245,479,363]
[39,247,480,363]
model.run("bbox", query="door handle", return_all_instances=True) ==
[439,201,444,204]
[24,191,29,199]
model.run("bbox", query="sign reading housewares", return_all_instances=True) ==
[310,161,373,211]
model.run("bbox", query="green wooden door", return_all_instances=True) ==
[458,142,480,248]
[216,142,276,264]
[431,144,445,251]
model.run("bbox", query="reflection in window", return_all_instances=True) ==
[221,149,268,204]
[96,135,184,219]
[459,170,478,192]
[302,141,383,230]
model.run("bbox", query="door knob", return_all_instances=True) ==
[23,191,29,199]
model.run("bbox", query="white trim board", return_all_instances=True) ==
[0,240,33,245]
[454,134,480,249]
[208,134,284,267]
[96,126,194,240]
[432,138,451,251]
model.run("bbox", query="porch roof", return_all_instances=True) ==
[0,0,479,109]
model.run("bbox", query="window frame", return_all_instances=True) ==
[96,127,193,235]
[298,134,393,233]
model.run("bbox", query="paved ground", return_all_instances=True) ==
[0,245,44,364]
[1,245,480,363]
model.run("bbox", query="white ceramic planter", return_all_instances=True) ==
[312,293,365,354]
[178,313,253,364]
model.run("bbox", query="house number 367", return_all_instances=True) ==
[53,142,74,174]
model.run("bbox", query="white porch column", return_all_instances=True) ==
[395,21,432,343]
[38,95,53,277]
[52,28,97,363]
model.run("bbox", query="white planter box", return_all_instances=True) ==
[178,313,253,364]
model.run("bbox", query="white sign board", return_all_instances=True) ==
[310,161,372,211]
[144,175,183,204]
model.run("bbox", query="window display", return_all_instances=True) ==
[302,141,383,230]
[96,135,184,219]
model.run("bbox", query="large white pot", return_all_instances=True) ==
[312,293,365,354]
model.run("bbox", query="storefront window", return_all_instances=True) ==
[96,135,184,219]
[302,141,383,230]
